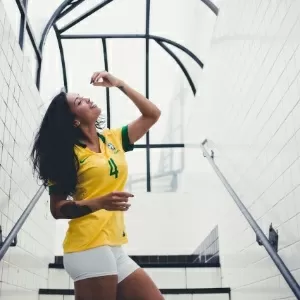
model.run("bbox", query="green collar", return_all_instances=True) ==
[76,132,106,148]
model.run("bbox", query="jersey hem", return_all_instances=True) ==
[63,240,128,254]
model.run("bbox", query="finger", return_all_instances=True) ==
[111,201,130,207]
[115,203,131,209]
[104,203,131,211]
[111,191,134,198]
[93,80,105,87]
[93,74,103,83]
[90,72,99,84]
[105,207,130,211]
[119,206,130,211]
[92,71,107,83]
[111,196,129,203]
[111,202,131,209]
[91,71,106,84]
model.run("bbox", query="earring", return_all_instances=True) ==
[74,121,80,127]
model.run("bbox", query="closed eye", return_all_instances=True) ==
[74,96,83,106]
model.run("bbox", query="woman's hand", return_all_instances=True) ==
[90,71,122,88]
[97,191,133,211]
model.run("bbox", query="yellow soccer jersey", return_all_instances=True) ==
[49,126,134,253]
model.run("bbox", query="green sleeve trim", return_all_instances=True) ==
[121,125,134,152]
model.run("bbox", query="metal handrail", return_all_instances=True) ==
[201,139,300,299]
[0,186,45,261]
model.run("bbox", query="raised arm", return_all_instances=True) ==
[117,81,161,144]
[91,71,161,144]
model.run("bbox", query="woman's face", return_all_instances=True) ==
[66,93,101,125]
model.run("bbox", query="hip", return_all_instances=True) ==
[63,245,139,283]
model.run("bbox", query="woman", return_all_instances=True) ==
[31,71,162,300]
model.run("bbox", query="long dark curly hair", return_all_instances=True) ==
[31,91,104,195]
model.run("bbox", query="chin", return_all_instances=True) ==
[95,107,101,116]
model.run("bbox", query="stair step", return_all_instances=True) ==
[47,256,225,296]
[53,254,220,266]
[47,267,223,290]
[49,262,220,269]
[39,287,231,295]
[52,255,220,270]
[40,295,229,300]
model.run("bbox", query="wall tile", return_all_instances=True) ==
[181,0,300,299]
[0,1,55,299]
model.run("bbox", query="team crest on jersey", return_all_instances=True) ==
[107,142,119,154]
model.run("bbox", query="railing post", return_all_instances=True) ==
[201,139,300,299]
[0,226,17,248]
[0,186,45,261]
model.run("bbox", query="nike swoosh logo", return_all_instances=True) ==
[80,157,88,164]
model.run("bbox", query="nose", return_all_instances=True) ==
[85,98,91,103]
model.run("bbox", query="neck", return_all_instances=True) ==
[80,124,98,145]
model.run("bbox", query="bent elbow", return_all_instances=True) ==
[51,212,59,220]
[50,207,62,220]
[152,109,161,122]
[156,109,162,120]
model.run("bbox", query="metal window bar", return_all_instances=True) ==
[58,0,115,34]
[35,0,210,192]
[102,38,111,128]
[156,41,196,95]
[15,0,42,62]
[18,0,27,49]
[201,139,300,299]
[0,186,45,261]
[57,0,218,34]
[145,0,151,192]
[54,25,68,91]
[57,0,85,21]
[1,0,219,264]
[60,34,204,69]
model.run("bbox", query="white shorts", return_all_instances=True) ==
[63,245,140,283]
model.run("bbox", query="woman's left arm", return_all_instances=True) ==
[117,81,161,144]
[91,71,161,144]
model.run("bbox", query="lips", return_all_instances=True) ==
[90,102,97,108]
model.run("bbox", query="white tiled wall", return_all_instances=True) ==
[180,0,300,299]
[0,2,55,299]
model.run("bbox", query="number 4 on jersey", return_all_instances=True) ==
[108,158,119,178]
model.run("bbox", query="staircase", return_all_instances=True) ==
[39,254,231,300]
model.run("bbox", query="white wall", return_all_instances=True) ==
[0,2,56,299]
[180,0,300,299]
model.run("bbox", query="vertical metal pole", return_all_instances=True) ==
[146,0,151,192]
[18,0,27,49]
[102,38,111,128]
[54,25,68,92]
[36,61,41,90]
[180,88,185,172]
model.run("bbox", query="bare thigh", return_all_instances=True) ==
[75,275,118,300]
[117,268,164,300]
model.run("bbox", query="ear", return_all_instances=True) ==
[73,120,80,128]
